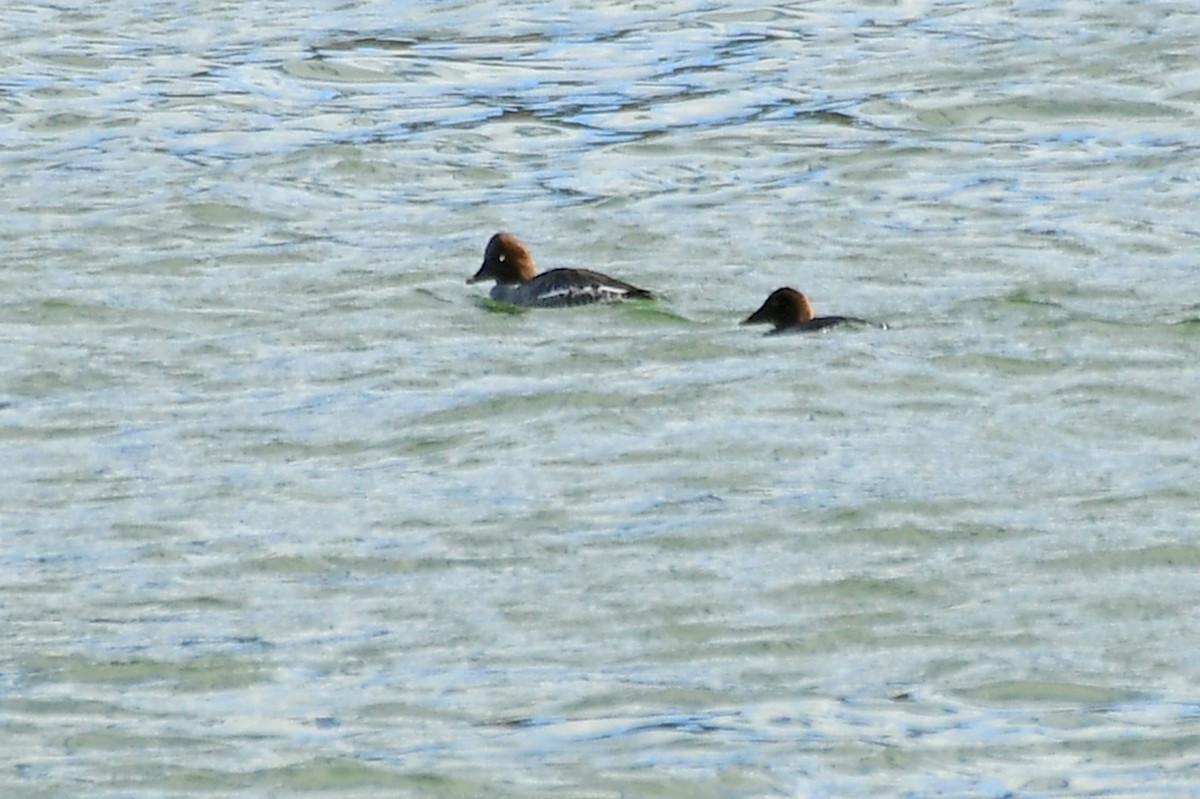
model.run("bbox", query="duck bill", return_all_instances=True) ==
[466,262,488,284]
[741,305,770,325]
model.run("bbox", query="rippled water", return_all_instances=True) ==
[3,1,1200,796]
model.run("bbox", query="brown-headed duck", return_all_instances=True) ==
[742,287,874,334]
[467,232,652,308]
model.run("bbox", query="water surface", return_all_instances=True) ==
[3,1,1200,796]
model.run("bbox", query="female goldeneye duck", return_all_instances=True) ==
[742,287,873,334]
[467,231,653,308]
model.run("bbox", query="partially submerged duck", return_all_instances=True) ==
[467,232,652,308]
[742,287,875,334]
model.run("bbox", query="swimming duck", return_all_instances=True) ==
[467,232,652,308]
[742,287,872,334]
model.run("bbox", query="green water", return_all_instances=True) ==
[3,1,1199,796]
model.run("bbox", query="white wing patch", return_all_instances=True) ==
[535,284,632,306]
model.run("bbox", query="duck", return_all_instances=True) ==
[467,232,652,308]
[742,287,873,334]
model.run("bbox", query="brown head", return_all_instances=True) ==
[467,232,538,285]
[742,287,815,329]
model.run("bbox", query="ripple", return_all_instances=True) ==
[4,1,1200,797]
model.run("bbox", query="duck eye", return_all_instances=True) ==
[498,253,507,263]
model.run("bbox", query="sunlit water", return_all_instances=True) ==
[3,1,1200,796]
